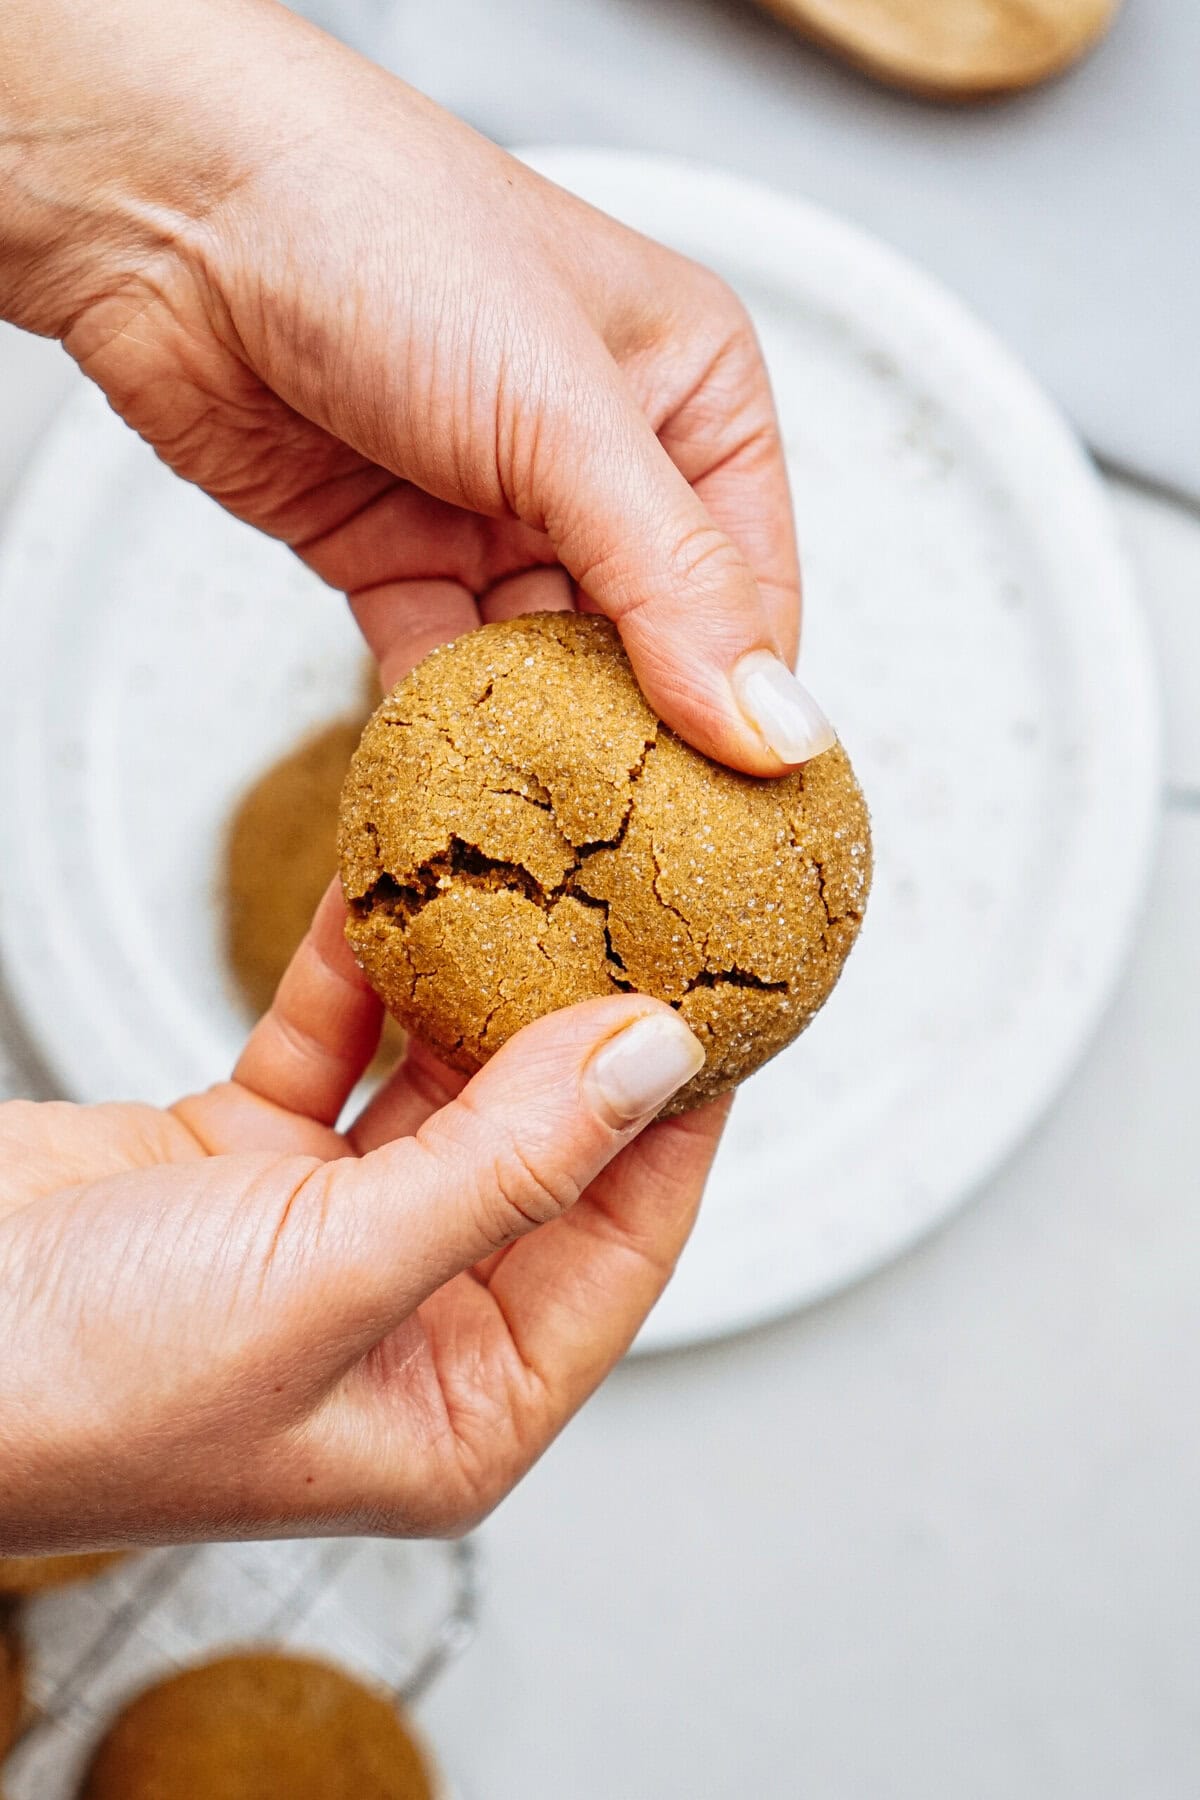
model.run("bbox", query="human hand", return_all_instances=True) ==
[0,885,721,1552]
[0,0,827,768]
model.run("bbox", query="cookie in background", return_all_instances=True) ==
[1,1609,22,1763]
[223,669,404,1074]
[77,1652,438,1800]
[0,1557,126,1598]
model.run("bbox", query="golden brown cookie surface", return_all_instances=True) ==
[0,1553,125,1596]
[339,614,871,1111]
[79,1653,435,1800]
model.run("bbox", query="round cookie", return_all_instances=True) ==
[339,613,871,1111]
[78,1653,435,1800]
[1,1613,22,1762]
[226,718,367,1020]
[0,1553,125,1596]
[224,715,404,1071]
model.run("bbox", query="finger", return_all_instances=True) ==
[296,479,554,600]
[654,354,801,666]
[294,482,555,686]
[312,1094,727,1534]
[534,351,832,773]
[688,446,799,667]
[479,566,574,622]
[322,996,705,1341]
[231,880,382,1127]
[464,1093,729,1394]
[349,579,479,691]
[347,1036,469,1153]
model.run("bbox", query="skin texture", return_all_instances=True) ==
[0,0,804,1549]
[0,0,804,773]
[0,886,727,1548]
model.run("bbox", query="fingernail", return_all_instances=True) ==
[731,650,836,764]
[587,1012,706,1125]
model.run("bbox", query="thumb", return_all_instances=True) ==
[325,996,704,1334]
[537,354,834,774]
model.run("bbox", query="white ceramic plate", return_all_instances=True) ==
[0,151,1159,1352]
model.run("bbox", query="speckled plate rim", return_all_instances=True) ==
[0,150,1161,1354]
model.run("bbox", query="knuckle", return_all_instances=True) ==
[712,275,752,336]
[685,260,753,336]
[667,519,745,594]
[476,1128,581,1247]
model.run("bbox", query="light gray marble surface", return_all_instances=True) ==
[304,0,1200,498]
[1,301,1198,1794]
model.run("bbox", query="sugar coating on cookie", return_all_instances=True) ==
[339,613,871,1112]
[78,1653,434,1800]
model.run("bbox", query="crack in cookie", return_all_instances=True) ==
[339,613,871,1112]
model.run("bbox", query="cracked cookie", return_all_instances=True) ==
[338,613,870,1112]
[78,1652,435,1800]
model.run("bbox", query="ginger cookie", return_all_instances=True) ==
[78,1653,435,1800]
[0,1553,125,1597]
[224,707,403,1069]
[0,1612,22,1762]
[226,718,367,1020]
[339,613,870,1112]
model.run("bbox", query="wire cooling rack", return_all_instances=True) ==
[5,1535,479,1797]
